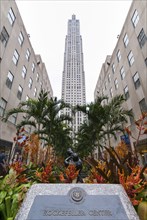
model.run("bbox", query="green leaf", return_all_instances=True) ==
[0,202,7,220]
[0,191,7,204]
[5,196,11,218]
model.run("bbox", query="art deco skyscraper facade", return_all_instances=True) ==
[61,15,86,134]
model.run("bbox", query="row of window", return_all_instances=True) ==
[18,83,36,100]
[107,50,135,87]
[0,7,39,77]
[0,93,41,120]
[101,9,146,98]
[0,98,17,125]
[115,27,146,64]
[106,65,126,90]
[129,98,147,126]
[0,26,24,48]
[124,72,140,100]
[6,67,40,88]
[109,71,141,99]
[0,30,38,79]
[110,8,146,74]
[112,50,135,75]
[6,70,38,99]
[106,42,146,89]
[12,48,35,68]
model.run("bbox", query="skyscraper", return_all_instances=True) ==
[61,15,86,135]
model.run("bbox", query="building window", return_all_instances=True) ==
[129,109,135,126]
[120,66,125,80]
[112,63,115,73]
[6,71,14,89]
[0,26,9,47]
[139,98,147,112]
[36,73,39,82]
[34,87,37,97]
[26,49,31,61]
[28,78,33,89]
[131,9,139,27]
[128,51,134,66]
[17,85,23,100]
[32,62,35,73]
[124,86,129,100]
[105,82,107,90]
[145,58,147,66]
[18,31,24,46]
[8,8,16,26]
[116,50,121,62]
[108,74,111,82]
[0,98,7,117]
[137,28,146,48]
[26,95,29,101]
[8,113,17,125]
[114,78,118,90]
[22,66,27,79]
[110,88,113,97]
[123,33,129,47]
[12,50,19,65]
[133,72,140,89]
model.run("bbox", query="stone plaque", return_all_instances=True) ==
[15,184,139,220]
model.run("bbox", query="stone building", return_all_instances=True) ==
[0,0,53,159]
[94,0,147,164]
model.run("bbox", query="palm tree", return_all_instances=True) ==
[40,97,73,155]
[2,89,49,134]
[75,122,96,158]
[75,96,107,157]
[51,124,73,157]
[2,90,73,156]
[75,95,132,158]
[102,95,132,147]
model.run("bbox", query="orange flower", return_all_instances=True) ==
[35,171,41,178]
[118,166,146,206]
[17,174,28,183]
[44,163,52,175]
[65,164,79,182]
[10,161,24,174]
[59,173,65,182]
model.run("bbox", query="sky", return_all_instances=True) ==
[16,0,132,103]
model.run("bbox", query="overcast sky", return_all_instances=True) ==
[16,0,132,103]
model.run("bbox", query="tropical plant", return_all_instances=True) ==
[2,89,49,134]
[39,97,73,156]
[2,90,73,156]
[102,95,132,147]
[75,94,131,158]
[125,112,147,159]
[0,167,32,220]
[118,166,147,206]
[59,164,79,183]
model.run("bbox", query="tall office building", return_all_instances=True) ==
[61,15,86,134]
